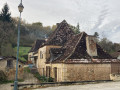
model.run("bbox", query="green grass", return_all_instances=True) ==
[14,46,31,62]
[24,67,31,73]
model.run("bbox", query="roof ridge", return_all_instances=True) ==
[46,21,63,43]
[63,32,84,62]
[45,20,74,45]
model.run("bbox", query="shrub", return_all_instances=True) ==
[34,72,47,82]
[0,70,7,84]
[24,67,31,73]
[48,77,54,82]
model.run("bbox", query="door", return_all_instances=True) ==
[46,66,51,77]
[54,67,57,82]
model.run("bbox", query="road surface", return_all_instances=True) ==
[34,81,120,90]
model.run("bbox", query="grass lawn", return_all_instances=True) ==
[14,46,31,62]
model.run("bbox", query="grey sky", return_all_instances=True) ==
[0,0,120,43]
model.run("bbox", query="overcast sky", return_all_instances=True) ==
[0,0,120,43]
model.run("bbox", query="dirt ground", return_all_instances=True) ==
[34,81,120,90]
[0,83,12,90]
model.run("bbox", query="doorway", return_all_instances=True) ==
[54,67,57,82]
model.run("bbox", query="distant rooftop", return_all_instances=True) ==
[29,39,45,53]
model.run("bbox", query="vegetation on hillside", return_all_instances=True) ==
[94,32,120,54]
[0,3,80,59]
[14,46,31,62]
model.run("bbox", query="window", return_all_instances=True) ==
[40,51,43,59]
[19,65,21,68]
[7,60,13,68]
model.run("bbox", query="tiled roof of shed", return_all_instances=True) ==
[0,56,25,64]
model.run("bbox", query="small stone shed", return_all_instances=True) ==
[0,56,24,80]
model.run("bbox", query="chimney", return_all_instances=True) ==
[86,35,97,56]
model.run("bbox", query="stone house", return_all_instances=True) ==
[28,39,45,65]
[29,20,120,82]
[0,56,24,80]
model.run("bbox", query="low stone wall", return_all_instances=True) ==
[110,74,120,81]
[11,80,113,90]
[64,64,111,82]
[6,68,24,80]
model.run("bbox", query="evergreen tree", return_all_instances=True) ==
[93,32,99,43]
[0,3,11,22]
[94,32,99,38]
[76,23,80,34]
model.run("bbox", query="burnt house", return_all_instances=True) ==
[30,20,120,82]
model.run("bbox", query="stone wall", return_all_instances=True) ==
[37,62,120,82]
[37,45,61,75]
[0,60,7,71]
[0,59,24,80]
[46,63,65,82]
[28,52,34,63]
[6,68,24,80]
[111,63,120,74]
[65,64,111,82]
[43,63,111,82]
[86,36,97,56]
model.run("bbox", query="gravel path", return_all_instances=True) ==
[34,81,120,90]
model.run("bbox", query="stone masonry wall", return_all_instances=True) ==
[65,64,111,82]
